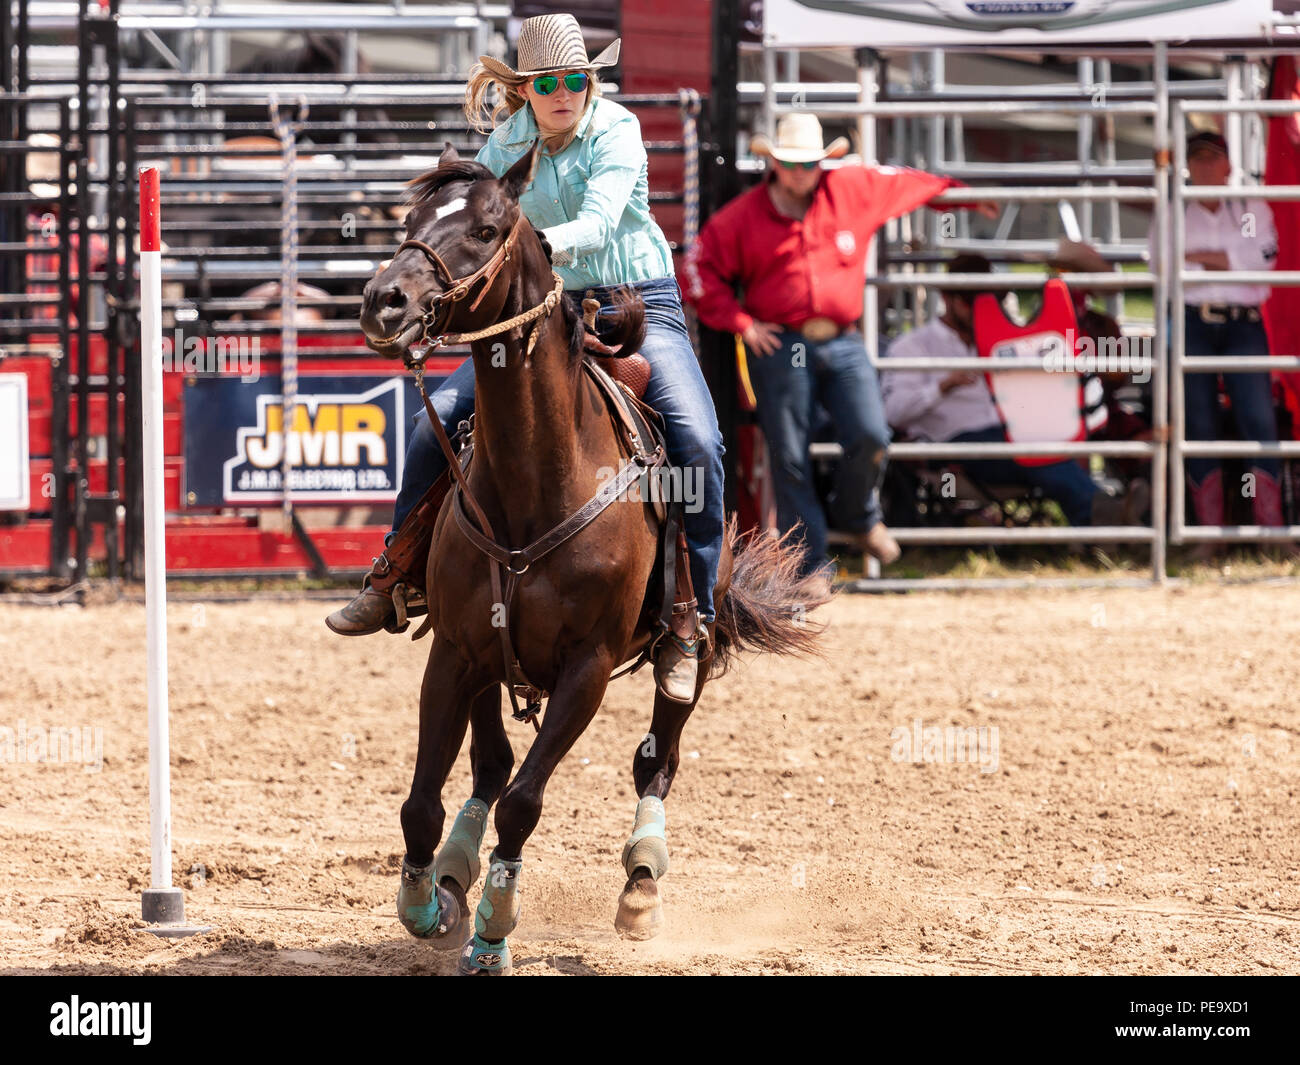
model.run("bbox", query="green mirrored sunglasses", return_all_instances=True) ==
[778,159,820,171]
[532,72,589,96]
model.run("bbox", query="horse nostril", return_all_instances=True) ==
[383,286,407,311]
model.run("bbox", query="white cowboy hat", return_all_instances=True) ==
[479,14,620,80]
[751,113,849,164]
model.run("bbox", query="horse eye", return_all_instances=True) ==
[476,227,496,242]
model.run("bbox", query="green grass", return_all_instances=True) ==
[1004,261,1153,324]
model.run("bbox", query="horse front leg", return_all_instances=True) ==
[428,685,512,945]
[615,621,715,940]
[458,651,615,976]
[396,636,479,945]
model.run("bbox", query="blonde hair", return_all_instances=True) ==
[463,61,603,155]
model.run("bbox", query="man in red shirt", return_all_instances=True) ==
[685,113,995,575]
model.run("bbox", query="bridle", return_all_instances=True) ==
[392,210,530,348]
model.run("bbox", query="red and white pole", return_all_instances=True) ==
[138,167,206,935]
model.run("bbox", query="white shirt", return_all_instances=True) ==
[880,318,1002,443]
[1147,197,1277,306]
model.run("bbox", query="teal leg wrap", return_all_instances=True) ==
[621,796,669,880]
[474,850,523,944]
[434,798,489,891]
[397,858,447,938]
[460,933,513,975]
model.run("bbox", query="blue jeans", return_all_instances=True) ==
[1183,307,1280,486]
[392,276,725,622]
[745,328,891,575]
[950,425,1097,526]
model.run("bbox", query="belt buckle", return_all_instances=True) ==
[1199,303,1226,325]
[800,317,838,342]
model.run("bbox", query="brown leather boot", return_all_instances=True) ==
[653,530,707,704]
[854,522,901,565]
[325,468,451,636]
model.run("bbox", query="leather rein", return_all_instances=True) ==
[395,212,663,730]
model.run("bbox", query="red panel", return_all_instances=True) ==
[164,524,389,572]
[648,154,686,189]
[1,357,52,407]
[651,204,686,247]
[28,410,180,457]
[62,334,108,378]
[27,458,183,514]
[0,522,52,571]
[622,0,711,29]
[621,0,712,95]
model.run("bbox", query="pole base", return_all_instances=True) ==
[140,887,212,938]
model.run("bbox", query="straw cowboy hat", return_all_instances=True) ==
[1049,238,1111,275]
[479,14,620,80]
[751,113,849,164]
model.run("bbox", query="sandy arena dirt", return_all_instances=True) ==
[1,584,1297,975]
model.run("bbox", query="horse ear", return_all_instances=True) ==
[501,141,540,200]
[438,142,460,168]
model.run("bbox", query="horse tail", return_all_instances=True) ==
[600,285,647,356]
[710,516,834,677]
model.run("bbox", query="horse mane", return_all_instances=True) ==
[404,160,495,206]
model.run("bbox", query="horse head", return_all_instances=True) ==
[360,142,541,358]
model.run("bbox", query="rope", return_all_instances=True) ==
[679,89,702,352]
[270,95,309,520]
[425,273,564,356]
[679,89,702,251]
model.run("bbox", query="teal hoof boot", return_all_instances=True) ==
[458,933,513,976]
[397,859,462,945]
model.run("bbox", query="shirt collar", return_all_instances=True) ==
[502,98,599,149]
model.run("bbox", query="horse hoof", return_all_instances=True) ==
[457,934,513,976]
[615,877,664,941]
[397,864,462,944]
[428,879,469,952]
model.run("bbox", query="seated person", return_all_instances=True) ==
[1051,238,1153,443]
[880,254,1147,526]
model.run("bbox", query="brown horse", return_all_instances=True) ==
[359,144,831,974]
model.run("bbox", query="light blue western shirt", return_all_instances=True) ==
[474,96,676,290]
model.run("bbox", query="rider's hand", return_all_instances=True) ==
[940,370,978,393]
[742,320,783,358]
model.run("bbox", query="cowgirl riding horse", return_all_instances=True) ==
[327,14,723,704]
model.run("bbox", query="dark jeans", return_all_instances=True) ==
[391,276,725,621]
[950,426,1098,526]
[1183,306,1280,486]
[745,328,891,574]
